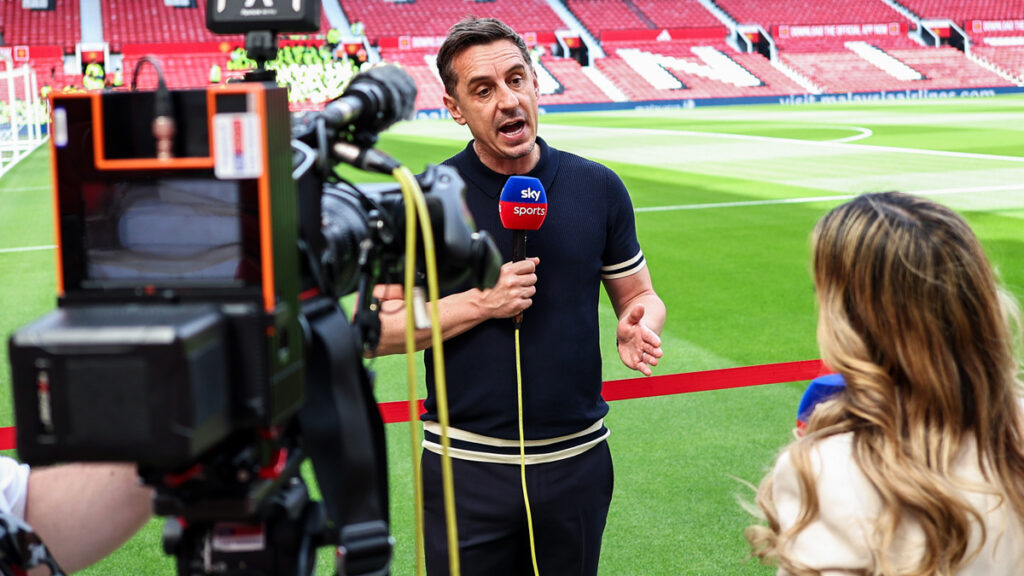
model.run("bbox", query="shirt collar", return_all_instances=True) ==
[455,137,559,199]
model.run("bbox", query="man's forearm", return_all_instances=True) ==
[370,290,489,357]
[26,463,152,573]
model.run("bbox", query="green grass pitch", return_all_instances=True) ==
[2,95,1024,575]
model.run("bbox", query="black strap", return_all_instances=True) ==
[0,512,65,576]
[299,299,391,576]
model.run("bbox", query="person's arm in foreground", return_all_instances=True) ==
[367,257,540,357]
[26,463,153,573]
[605,266,665,376]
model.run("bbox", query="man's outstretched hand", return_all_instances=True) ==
[616,303,663,377]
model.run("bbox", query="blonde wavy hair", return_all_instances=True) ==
[747,192,1024,575]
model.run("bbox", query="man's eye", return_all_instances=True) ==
[510,77,523,87]
[476,88,490,98]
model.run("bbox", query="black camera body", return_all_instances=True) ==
[5,5,502,574]
[10,83,304,470]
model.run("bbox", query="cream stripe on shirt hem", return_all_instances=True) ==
[422,419,605,448]
[422,429,610,465]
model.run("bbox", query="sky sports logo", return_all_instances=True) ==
[499,176,547,230]
[519,188,543,201]
[510,204,547,216]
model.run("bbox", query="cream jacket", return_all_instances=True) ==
[772,432,1024,575]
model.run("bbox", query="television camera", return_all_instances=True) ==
[5,3,501,575]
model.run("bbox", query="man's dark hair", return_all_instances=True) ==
[436,17,532,97]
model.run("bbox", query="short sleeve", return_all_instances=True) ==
[771,435,879,575]
[0,456,30,520]
[600,167,643,280]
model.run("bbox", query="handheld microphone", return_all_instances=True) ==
[796,373,846,435]
[498,176,547,328]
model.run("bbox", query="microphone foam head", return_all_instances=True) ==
[498,176,547,231]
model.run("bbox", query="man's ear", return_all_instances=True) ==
[443,93,466,125]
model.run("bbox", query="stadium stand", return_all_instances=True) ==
[3,0,1023,113]
[0,42,76,93]
[537,54,614,105]
[972,43,1024,81]
[631,0,722,28]
[121,51,242,90]
[101,0,331,48]
[568,0,723,40]
[896,0,1023,23]
[566,0,652,37]
[714,0,908,28]
[102,0,242,47]
[339,0,565,45]
[597,38,805,100]
[377,46,445,112]
[781,44,1012,92]
[0,0,80,52]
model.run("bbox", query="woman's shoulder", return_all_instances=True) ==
[773,433,881,522]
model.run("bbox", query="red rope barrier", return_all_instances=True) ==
[0,359,826,450]
[0,427,14,453]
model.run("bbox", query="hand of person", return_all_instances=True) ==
[478,257,539,319]
[617,303,663,376]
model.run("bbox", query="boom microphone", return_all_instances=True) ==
[320,64,417,136]
[498,176,547,328]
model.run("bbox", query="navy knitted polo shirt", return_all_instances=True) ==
[422,137,645,446]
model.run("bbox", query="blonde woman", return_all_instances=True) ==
[748,192,1024,575]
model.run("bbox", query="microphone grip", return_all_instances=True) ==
[513,230,526,263]
[513,230,526,329]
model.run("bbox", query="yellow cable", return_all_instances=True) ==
[515,328,541,576]
[397,168,425,576]
[394,166,460,576]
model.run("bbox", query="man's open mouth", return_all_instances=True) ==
[499,120,525,135]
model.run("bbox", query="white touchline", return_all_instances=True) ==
[541,124,1024,164]
[0,245,56,254]
[635,184,1024,213]
[0,186,51,193]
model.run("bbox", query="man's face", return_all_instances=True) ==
[443,40,540,175]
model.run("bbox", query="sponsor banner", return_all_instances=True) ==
[968,19,1024,34]
[600,27,727,43]
[0,44,61,61]
[415,86,1024,119]
[775,22,905,40]
[121,42,227,55]
[379,31,556,50]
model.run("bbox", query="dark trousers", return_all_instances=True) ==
[422,442,614,576]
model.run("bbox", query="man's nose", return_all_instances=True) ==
[497,84,519,109]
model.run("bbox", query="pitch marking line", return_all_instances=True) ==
[828,126,873,143]
[0,186,50,193]
[0,245,55,254]
[542,124,1024,164]
[2,186,1020,252]
[636,184,1024,213]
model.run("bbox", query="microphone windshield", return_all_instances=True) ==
[498,176,547,231]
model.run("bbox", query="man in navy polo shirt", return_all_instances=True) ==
[371,17,666,576]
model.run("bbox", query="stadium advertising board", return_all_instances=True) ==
[776,22,905,39]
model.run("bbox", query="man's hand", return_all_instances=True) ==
[478,257,539,319]
[616,303,663,376]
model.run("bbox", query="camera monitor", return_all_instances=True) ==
[206,0,320,34]
[80,177,261,287]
